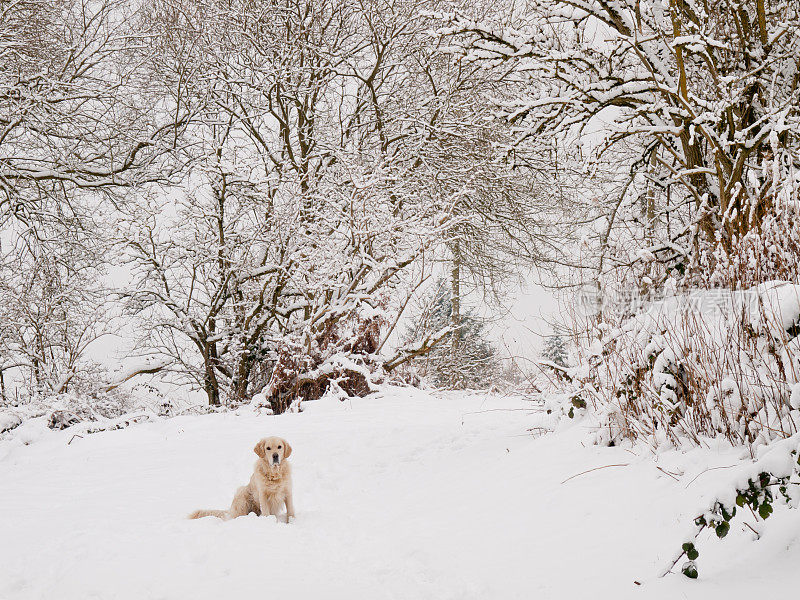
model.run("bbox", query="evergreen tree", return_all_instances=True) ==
[405,280,498,389]
[542,331,568,368]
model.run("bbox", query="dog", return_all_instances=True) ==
[189,436,295,523]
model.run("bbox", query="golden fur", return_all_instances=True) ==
[188,436,295,523]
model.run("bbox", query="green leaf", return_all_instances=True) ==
[681,561,698,579]
[681,542,699,560]
[694,515,707,527]
[758,503,773,520]
[715,522,730,538]
[735,494,746,507]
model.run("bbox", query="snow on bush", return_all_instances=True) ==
[666,433,800,578]
[0,412,22,434]
[0,383,172,441]
[564,282,800,450]
[259,311,386,414]
[552,281,800,577]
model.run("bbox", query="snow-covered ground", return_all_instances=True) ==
[1,387,797,599]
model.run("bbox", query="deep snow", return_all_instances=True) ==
[1,387,798,599]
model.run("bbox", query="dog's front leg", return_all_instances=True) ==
[258,492,272,518]
[284,493,295,523]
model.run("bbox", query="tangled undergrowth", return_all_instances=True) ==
[549,279,800,578]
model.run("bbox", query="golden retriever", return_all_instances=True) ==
[189,436,295,523]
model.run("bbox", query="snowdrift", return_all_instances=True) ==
[1,388,798,599]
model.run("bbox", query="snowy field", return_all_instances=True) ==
[1,387,798,599]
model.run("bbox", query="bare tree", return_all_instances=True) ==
[123,0,460,408]
[440,1,800,286]
[1,0,187,221]
[0,214,112,398]
[0,0,190,399]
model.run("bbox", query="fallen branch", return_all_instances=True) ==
[103,359,173,392]
[383,326,454,372]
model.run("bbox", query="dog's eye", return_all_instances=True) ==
[266,447,271,450]
[278,445,282,449]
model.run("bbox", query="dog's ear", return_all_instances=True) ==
[282,439,292,458]
[253,440,265,458]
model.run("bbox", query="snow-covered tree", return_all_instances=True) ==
[0,212,119,399]
[404,279,498,389]
[0,0,187,400]
[0,0,187,224]
[542,331,568,368]
[122,0,470,408]
[441,1,800,287]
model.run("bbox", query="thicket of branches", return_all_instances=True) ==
[1,0,187,401]
[7,0,797,419]
[443,0,800,288]
[441,0,800,449]
[1,0,558,410]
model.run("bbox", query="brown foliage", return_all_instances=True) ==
[266,315,383,413]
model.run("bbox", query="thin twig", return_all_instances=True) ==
[561,463,630,484]
[684,464,739,488]
[660,549,686,577]
[656,466,681,481]
[743,521,761,539]
[462,408,536,416]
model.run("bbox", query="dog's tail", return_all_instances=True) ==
[188,509,230,520]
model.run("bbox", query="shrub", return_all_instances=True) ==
[664,436,800,578]
[570,282,800,449]
[262,311,384,413]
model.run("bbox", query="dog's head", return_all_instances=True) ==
[254,436,292,467]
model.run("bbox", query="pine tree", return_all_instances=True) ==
[405,280,498,389]
[542,331,568,368]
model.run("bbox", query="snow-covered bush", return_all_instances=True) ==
[666,434,800,578]
[260,311,385,413]
[548,280,800,578]
[691,207,800,289]
[0,386,148,436]
[569,282,800,449]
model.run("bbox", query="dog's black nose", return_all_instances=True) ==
[272,453,279,461]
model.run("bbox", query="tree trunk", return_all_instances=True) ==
[203,345,221,406]
[233,352,250,404]
[450,239,461,357]
[204,365,220,406]
[642,150,657,296]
